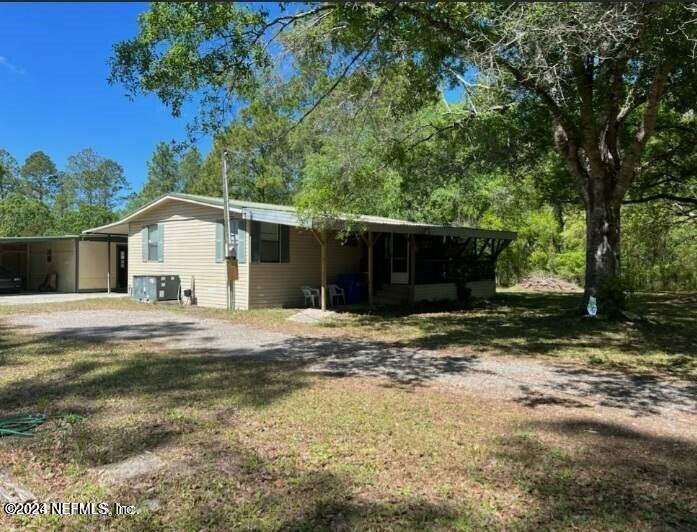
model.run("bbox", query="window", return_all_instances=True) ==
[46,248,52,263]
[259,222,280,263]
[251,222,289,263]
[143,224,163,262]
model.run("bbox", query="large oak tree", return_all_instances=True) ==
[111,2,697,303]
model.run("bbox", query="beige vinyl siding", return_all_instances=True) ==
[27,239,76,293]
[78,241,119,291]
[128,200,232,309]
[248,228,361,308]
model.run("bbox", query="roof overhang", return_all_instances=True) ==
[83,193,516,242]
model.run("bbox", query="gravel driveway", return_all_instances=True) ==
[8,310,697,420]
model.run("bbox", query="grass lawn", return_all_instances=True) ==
[321,290,697,381]
[1,292,696,530]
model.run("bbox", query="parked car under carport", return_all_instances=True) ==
[0,265,23,292]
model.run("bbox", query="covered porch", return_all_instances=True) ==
[311,221,515,310]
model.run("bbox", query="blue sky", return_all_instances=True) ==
[0,2,210,194]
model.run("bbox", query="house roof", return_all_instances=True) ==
[84,192,516,241]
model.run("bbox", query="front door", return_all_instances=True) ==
[116,245,128,291]
[390,233,409,284]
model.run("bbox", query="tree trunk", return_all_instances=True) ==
[583,197,621,304]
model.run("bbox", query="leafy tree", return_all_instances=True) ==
[0,194,54,237]
[194,99,307,203]
[54,203,117,235]
[179,146,203,194]
[0,149,20,199]
[53,170,78,217]
[111,2,697,305]
[66,148,128,209]
[20,151,58,202]
[141,142,181,201]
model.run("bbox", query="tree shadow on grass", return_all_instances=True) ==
[103,413,697,530]
[340,291,697,372]
[113,441,471,531]
[3,318,697,529]
[499,418,697,530]
[4,312,696,418]
[0,351,310,413]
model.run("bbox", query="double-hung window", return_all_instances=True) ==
[251,222,290,263]
[259,222,280,263]
[143,224,163,262]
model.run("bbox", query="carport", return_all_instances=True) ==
[0,235,127,293]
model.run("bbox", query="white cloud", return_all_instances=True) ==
[0,55,24,74]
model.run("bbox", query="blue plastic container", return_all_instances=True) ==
[336,273,367,305]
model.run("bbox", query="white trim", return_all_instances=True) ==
[84,196,233,235]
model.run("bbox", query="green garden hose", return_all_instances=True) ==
[0,414,47,437]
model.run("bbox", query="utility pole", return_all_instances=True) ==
[222,151,233,310]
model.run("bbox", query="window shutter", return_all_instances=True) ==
[215,220,223,262]
[142,227,148,261]
[157,223,164,262]
[251,221,261,262]
[280,225,290,263]
[237,220,247,263]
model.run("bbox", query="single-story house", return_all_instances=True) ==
[83,193,515,310]
[0,235,127,293]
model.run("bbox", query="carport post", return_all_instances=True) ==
[74,239,79,293]
[25,242,30,290]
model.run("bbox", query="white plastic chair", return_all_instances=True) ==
[328,284,346,306]
[301,286,320,308]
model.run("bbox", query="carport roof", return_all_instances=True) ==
[0,235,126,243]
[84,192,516,241]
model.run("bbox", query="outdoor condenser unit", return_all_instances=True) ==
[132,275,181,303]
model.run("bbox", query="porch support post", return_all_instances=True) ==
[409,234,416,309]
[320,229,327,310]
[360,231,376,307]
[312,229,328,310]
[107,237,111,294]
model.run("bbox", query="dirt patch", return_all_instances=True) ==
[515,272,581,292]
[288,308,341,324]
[92,452,165,485]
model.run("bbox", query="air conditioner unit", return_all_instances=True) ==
[132,275,180,303]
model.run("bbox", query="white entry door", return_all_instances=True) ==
[390,233,409,284]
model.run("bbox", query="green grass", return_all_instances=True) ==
[322,290,697,380]
[1,309,697,530]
